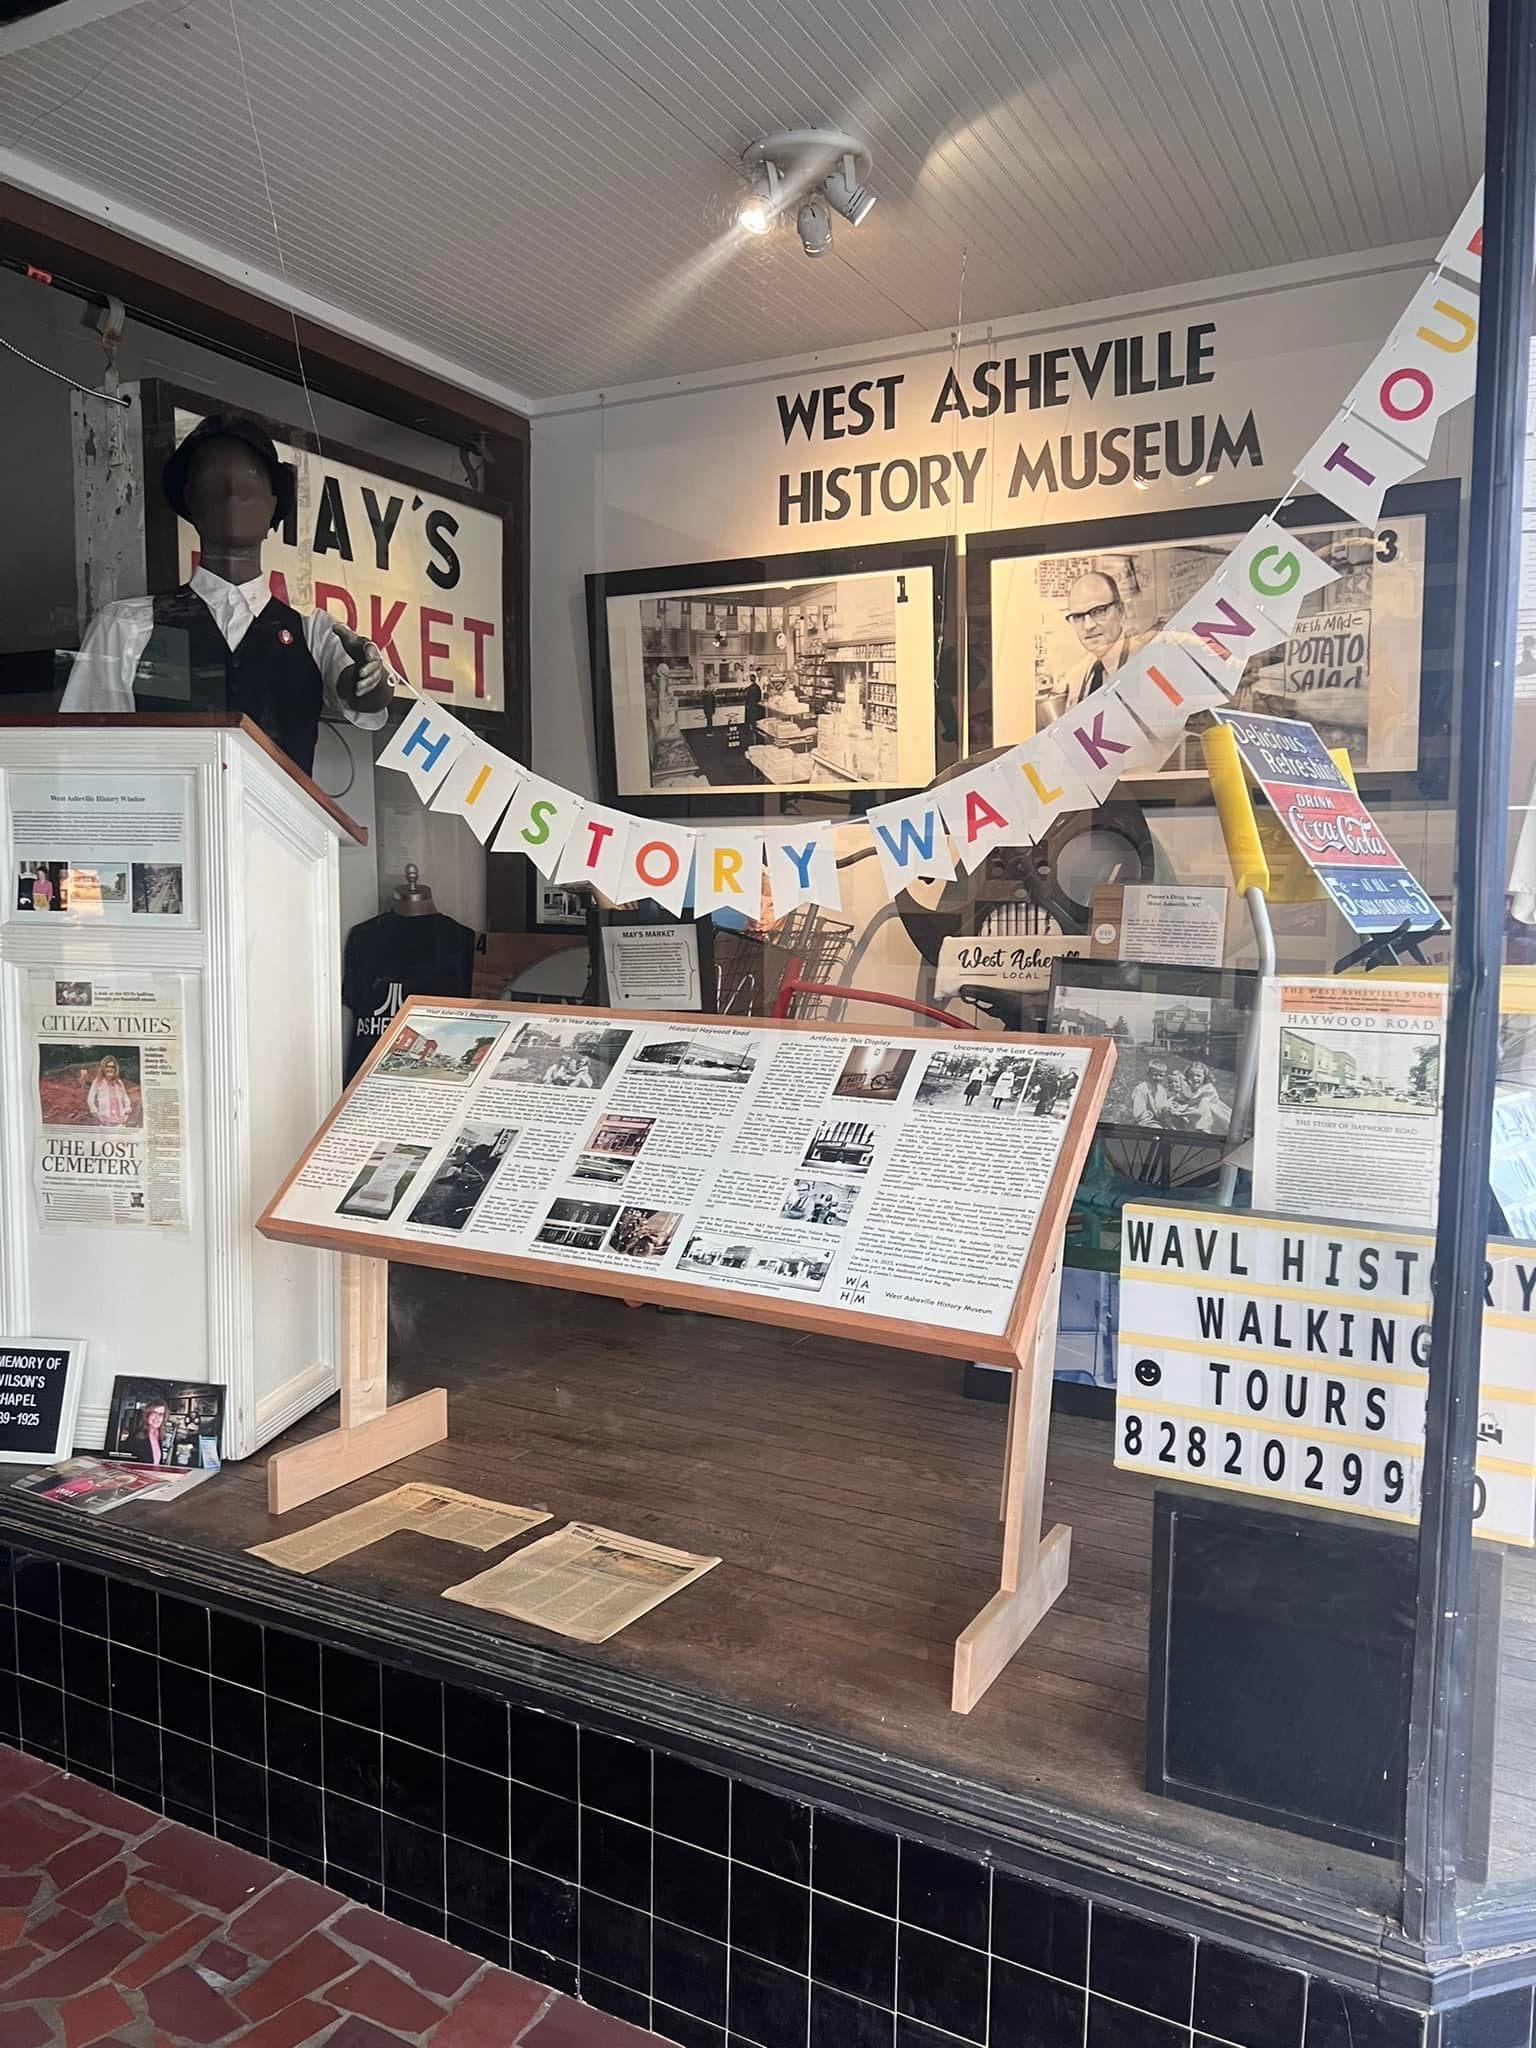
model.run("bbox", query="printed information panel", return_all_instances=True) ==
[1115,1204,1536,1545]
[262,1001,1109,1365]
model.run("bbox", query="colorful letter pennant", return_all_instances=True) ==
[694,829,766,917]
[764,824,840,913]
[554,801,634,900]
[377,700,471,797]
[428,743,522,842]
[621,821,696,917]
[491,771,581,876]
[1342,273,1479,460]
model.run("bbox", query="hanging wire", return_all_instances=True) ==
[225,0,329,469]
[224,0,383,797]
[0,331,131,406]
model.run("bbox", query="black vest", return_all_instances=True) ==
[132,586,325,776]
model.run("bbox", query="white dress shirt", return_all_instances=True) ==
[60,565,388,732]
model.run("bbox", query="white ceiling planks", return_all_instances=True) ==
[0,0,1488,404]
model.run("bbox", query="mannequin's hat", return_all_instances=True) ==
[162,413,296,531]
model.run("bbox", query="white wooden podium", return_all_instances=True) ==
[0,716,362,1458]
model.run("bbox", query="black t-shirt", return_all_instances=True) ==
[342,910,475,1079]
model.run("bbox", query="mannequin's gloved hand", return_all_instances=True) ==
[333,622,392,708]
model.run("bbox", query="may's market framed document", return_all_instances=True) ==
[258,1000,1113,1370]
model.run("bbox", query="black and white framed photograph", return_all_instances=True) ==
[966,482,1458,799]
[1047,961,1257,1148]
[0,1339,86,1465]
[587,540,958,816]
[104,1374,224,1471]
[529,876,590,930]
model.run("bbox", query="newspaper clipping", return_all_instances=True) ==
[444,1522,719,1643]
[1253,978,1446,1227]
[272,1005,1094,1339]
[251,1482,551,1575]
[29,971,188,1228]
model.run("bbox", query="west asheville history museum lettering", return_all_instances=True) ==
[774,322,1262,527]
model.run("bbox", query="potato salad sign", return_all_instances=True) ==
[1116,1204,1536,1545]
[174,408,504,711]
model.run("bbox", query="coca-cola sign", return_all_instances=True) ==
[1213,708,1441,937]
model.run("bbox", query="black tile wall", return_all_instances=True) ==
[4,1541,1528,2048]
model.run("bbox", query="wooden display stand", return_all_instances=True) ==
[259,999,1113,1710]
[265,1255,447,1514]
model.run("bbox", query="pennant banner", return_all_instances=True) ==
[1116,639,1232,739]
[1438,177,1484,285]
[490,771,581,877]
[764,824,840,915]
[1216,516,1341,638]
[620,820,696,917]
[428,743,522,842]
[377,699,471,798]
[374,184,1475,928]
[1041,687,1165,803]
[867,791,957,897]
[1293,408,1427,526]
[554,802,634,900]
[694,828,765,917]
[1342,272,1479,460]
[1164,587,1289,692]
[935,760,1028,873]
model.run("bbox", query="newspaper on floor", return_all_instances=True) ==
[443,1522,720,1644]
[249,1481,550,1575]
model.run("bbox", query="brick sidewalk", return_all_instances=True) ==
[0,1744,664,2047]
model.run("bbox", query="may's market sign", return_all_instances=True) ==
[173,408,505,712]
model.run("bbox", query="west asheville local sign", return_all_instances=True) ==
[173,409,504,712]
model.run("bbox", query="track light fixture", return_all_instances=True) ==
[737,130,875,257]
[737,158,779,237]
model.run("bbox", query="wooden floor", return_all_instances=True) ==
[57,1266,1536,1909]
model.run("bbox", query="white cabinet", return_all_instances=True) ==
[0,715,357,1458]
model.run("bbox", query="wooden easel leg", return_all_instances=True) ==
[266,1256,448,1515]
[953,1262,1071,1714]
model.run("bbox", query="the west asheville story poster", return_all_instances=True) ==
[272,1004,1091,1341]
[28,971,189,1229]
[988,512,1428,779]
[1212,709,1441,933]
[172,408,505,713]
[605,566,937,798]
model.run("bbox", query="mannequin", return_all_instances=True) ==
[61,413,390,775]
[343,866,474,1078]
[392,863,436,915]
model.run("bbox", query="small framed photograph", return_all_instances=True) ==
[1047,961,1258,1150]
[104,1376,225,1473]
[0,1340,86,1465]
[529,876,590,930]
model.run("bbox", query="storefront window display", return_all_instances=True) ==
[3,0,1536,2032]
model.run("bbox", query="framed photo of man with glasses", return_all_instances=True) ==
[967,485,1456,799]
